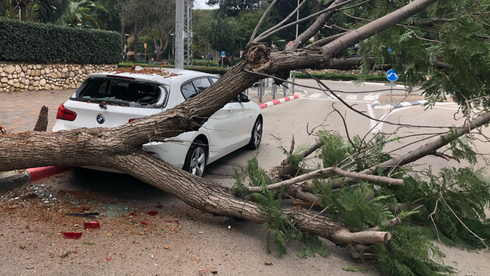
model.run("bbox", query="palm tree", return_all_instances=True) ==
[56,0,108,28]
[32,0,69,24]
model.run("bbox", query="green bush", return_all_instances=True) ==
[0,19,121,64]
[294,72,387,82]
[118,63,229,75]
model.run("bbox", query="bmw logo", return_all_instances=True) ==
[96,114,105,124]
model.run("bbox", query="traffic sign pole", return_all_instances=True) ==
[390,81,393,105]
[386,69,399,107]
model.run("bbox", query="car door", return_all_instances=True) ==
[224,93,255,149]
[208,77,254,150]
[181,77,229,154]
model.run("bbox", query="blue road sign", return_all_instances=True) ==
[221,51,225,57]
[386,69,399,82]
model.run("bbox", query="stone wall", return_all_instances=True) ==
[0,62,118,92]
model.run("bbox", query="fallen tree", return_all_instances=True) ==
[1,0,490,274]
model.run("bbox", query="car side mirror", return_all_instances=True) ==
[238,93,250,103]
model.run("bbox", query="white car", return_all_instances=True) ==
[53,67,263,176]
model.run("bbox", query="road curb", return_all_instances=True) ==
[27,166,71,182]
[371,99,427,109]
[0,170,30,192]
[0,166,71,192]
[259,95,299,109]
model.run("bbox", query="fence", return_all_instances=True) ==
[245,72,297,103]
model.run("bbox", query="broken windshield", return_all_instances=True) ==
[71,77,167,108]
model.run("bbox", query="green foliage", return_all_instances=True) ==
[243,131,489,275]
[246,154,273,190]
[314,181,394,230]
[295,72,387,82]
[391,168,490,249]
[350,135,393,172]
[374,226,454,276]
[32,0,69,24]
[207,16,238,54]
[358,0,490,110]
[317,131,351,168]
[234,155,330,257]
[316,131,392,172]
[0,18,121,64]
[56,0,108,28]
[447,129,477,164]
[277,144,309,172]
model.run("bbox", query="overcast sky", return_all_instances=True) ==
[193,0,216,10]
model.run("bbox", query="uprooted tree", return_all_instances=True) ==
[1,0,490,274]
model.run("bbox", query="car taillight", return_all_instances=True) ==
[129,118,142,122]
[56,104,77,121]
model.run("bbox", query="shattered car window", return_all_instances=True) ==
[71,77,167,108]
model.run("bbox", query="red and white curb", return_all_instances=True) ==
[27,166,71,182]
[259,95,299,109]
[0,166,71,192]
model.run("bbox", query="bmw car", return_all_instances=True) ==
[53,67,263,176]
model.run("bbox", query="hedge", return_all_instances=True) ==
[118,63,230,75]
[0,18,121,64]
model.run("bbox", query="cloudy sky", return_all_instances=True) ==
[193,0,216,9]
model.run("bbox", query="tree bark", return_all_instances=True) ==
[33,105,48,132]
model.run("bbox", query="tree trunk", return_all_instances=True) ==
[33,105,48,132]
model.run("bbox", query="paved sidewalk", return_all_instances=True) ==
[0,89,74,133]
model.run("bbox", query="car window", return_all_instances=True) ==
[72,77,166,108]
[181,82,197,100]
[193,78,212,93]
[181,78,212,100]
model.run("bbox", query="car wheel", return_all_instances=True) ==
[183,139,207,177]
[246,117,262,150]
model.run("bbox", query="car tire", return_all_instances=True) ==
[183,139,208,177]
[246,117,263,150]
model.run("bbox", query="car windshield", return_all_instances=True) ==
[71,77,167,108]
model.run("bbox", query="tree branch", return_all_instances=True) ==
[321,0,440,59]
[249,166,404,193]
[249,0,279,42]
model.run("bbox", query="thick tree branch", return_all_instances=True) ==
[321,0,439,59]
